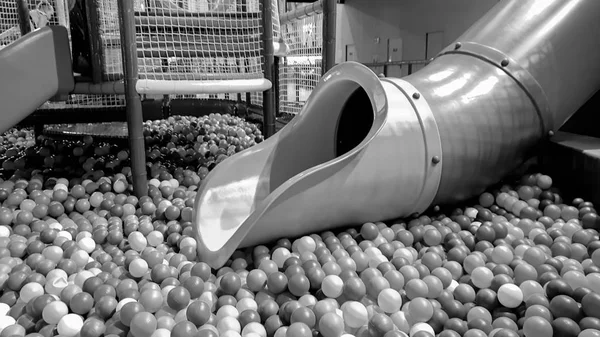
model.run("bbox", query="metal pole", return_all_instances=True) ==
[16,0,31,36]
[261,0,276,137]
[321,0,336,74]
[274,56,280,117]
[117,0,148,197]
[84,0,104,83]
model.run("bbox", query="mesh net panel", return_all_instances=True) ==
[41,94,126,109]
[98,0,265,82]
[3,0,283,114]
[0,0,123,111]
[93,0,279,112]
[0,0,22,47]
[0,0,69,43]
[277,12,322,115]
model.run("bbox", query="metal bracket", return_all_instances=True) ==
[382,78,443,216]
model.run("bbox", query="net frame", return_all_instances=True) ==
[1,0,284,116]
[277,2,323,115]
[0,0,126,110]
[94,0,275,95]
[0,0,22,47]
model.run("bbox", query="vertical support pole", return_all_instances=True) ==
[321,0,336,74]
[261,0,276,137]
[85,0,105,83]
[16,0,31,36]
[274,56,280,117]
[118,0,148,197]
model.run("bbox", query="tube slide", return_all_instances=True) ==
[192,0,600,268]
[0,26,74,134]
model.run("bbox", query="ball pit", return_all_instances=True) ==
[2,118,600,337]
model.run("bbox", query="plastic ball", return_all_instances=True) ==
[42,300,69,324]
[409,297,434,323]
[322,275,344,298]
[217,316,241,334]
[0,322,23,337]
[120,302,145,327]
[378,289,402,313]
[70,292,95,315]
[0,316,16,333]
[405,279,429,300]
[522,316,552,337]
[242,322,267,337]
[57,313,84,337]
[171,321,198,337]
[80,318,107,337]
[409,322,435,337]
[186,300,211,326]
[19,282,44,303]
[471,267,493,289]
[551,317,580,337]
[342,301,368,328]
[296,236,317,254]
[139,289,163,313]
[319,312,344,337]
[220,272,242,295]
[582,292,600,319]
[247,269,268,292]
[216,305,239,321]
[549,295,582,321]
[129,258,149,278]
[167,286,191,311]
[130,312,158,337]
[497,284,523,308]
[285,322,312,337]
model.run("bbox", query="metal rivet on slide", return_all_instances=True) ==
[432,156,441,164]
[412,92,421,99]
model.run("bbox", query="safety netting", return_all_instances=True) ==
[276,3,323,115]
[0,0,21,47]
[95,0,272,105]
[1,0,285,113]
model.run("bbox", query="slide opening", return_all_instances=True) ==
[197,66,382,255]
[269,81,376,193]
[336,87,374,156]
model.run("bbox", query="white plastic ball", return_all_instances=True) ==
[57,314,84,337]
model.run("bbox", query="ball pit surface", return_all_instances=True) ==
[1,119,600,337]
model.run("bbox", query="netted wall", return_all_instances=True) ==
[0,0,120,110]
[0,0,22,47]
[248,0,282,108]
[93,0,267,107]
[1,0,283,114]
[1,0,70,45]
[277,12,323,115]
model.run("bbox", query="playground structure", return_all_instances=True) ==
[0,0,427,131]
[0,0,339,114]
[0,0,339,195]
[6,0,599,268]
[190,0,600,267]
